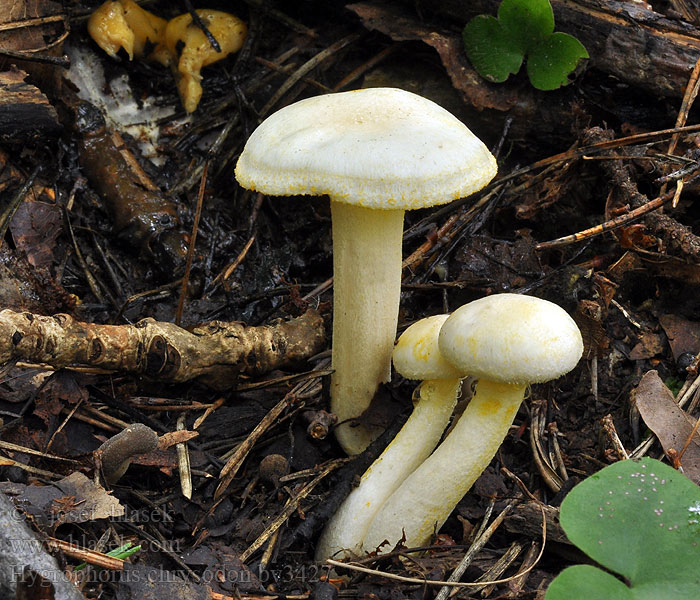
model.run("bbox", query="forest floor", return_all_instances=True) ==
[2,0,700,598]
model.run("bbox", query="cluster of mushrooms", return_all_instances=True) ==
[236,87,499,456]
[88,0,247,113]
[83,0,584,562]
[317,294,583,558]
[234,87,584,559]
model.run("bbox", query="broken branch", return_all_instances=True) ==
[0,308,325,388]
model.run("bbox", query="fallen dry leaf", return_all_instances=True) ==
[159,429,199,448]
[10,199,62,271]
[634,370,700,483]
[13,471,124,526]
[347,2,526,113]
[659,313,700,362]
[629,331,666,360]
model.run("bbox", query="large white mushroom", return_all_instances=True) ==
[315,314,462,560]
[235,88,497,455]
[361,294,583,552]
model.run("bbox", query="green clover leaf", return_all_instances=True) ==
[463,0,588,91]
[462,15,523,83]
[498,0,554,53]
[527,32,589,90]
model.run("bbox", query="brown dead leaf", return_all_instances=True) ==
[0,246,74,314]
[629,331,666,360]
[573,299,608,360]
[10,200,62,271]
[55,471,123,520]
[14,471,123,527]
[659,313,700,362]
[347,3,526,113]
[34,371,88,426]
[618,224,656,249]
[607,251,645,283]
[133,444,206,475]
[644,253,700,286]
[0,0,66,90]
[634,370,700,483]
[516,161,577,219]
[455,231,543,290]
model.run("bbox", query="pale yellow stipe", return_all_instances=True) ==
[316,378,460,560]
[362,379,525,552]
[330,201,404,455]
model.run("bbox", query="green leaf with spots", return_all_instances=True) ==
[546,458,700,600]
[526,32,588,91]
[462,0,588,91]
[547,565,634,600]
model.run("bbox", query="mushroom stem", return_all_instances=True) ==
[330,201,404,455]
[362,380,525,552]
[316,378,460,560]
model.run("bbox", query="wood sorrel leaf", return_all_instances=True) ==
[527,32,589,90]
[498,0,554,53]
[546,458,700,599]
[462,15,523,83]
[463,0,587,90]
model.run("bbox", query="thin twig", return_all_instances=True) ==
[434,498,519,600]
[0,166,39,244]
[176,162,208,326]
[536,191,674,250]
[259,33,362,116]
[184,0,221,52]
[46,537,124,570]
[240,459,345,561]
[471,541,524,596]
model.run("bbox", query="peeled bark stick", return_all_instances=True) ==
[0,308,325,388]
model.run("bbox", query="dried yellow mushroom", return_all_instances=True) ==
[88,0,166,61]
[87,3,247,113]
[158,10,247,113]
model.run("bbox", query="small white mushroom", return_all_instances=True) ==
[235,88,497,455]
[362,294,583,552]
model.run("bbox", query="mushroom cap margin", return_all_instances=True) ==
[234,87,497,210]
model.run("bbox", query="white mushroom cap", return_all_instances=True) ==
[234,88,497,209]
[438,294,583,385]
[393,315,463,381]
